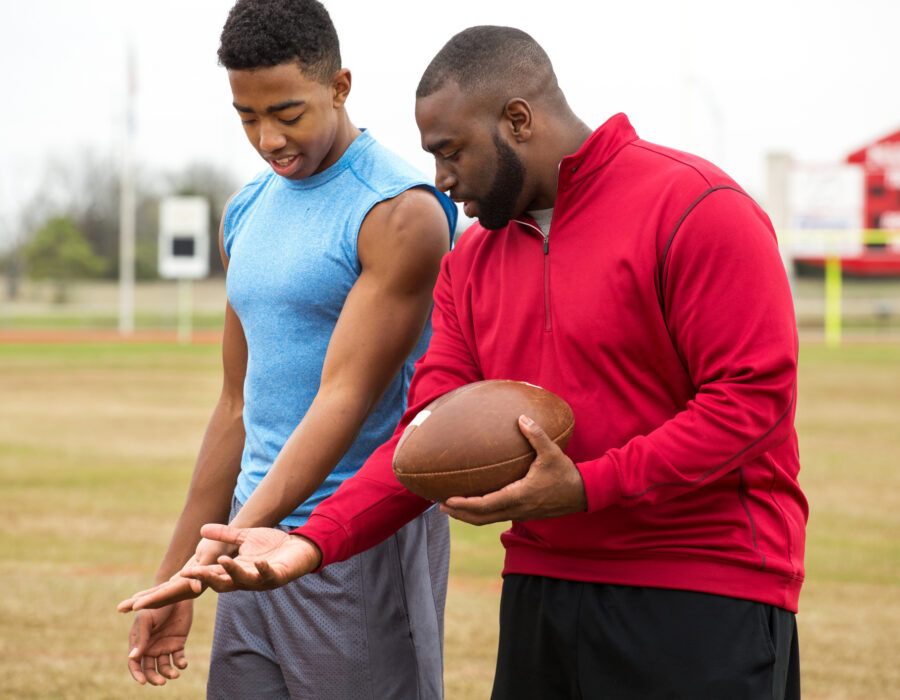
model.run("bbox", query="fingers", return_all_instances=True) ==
[172,648,188,671]
[195,537,237,566]
[131,578,200,611]
[126,616,176,685]
[127,653,146,685]
[518,414,556,454]
[443,417,583,525]
[441,489,518,525]
[119,577,189,612]
[199,523,246,546]
[127,614,151,684]
[125,605,190,686]
[219,556,264,588]
[443,492,496,513]
[440,504,510,525]
[141,654,169,686]
[155,653,179,681]
[439,414,555,526]
[118,582,168,613]
[187,554,297,591]
[183,563,237,593]
[182,562,228,578]
[214,555,290,590]
[444,476,522,511]
[254,559,284,587]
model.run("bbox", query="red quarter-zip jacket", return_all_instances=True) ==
[294,113,808,612]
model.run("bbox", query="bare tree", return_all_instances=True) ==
[14,153,238,281]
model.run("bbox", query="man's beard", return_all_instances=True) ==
[476,132,526,230]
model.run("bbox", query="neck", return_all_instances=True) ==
[315,109,362,174]
[527,115,593,210]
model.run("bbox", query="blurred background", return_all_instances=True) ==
[1,1,898,698]
[4,0,900,338]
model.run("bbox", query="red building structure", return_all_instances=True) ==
[847,128,900,231]
[795,128,900,276]
[842,128,900,274]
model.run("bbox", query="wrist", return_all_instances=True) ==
[291,534,323,571]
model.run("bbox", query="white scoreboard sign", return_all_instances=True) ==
[158,196,210,279]
[787,163,864,231]
[786,163,865,258]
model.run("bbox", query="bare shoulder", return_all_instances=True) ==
[218,190,242,270]
[359,187,450,263]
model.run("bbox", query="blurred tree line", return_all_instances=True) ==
[2,152,238,301]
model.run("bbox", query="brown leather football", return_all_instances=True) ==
[392,380,575,502]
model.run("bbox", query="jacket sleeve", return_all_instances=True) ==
[291,253,483,566]
[577,187,799,511]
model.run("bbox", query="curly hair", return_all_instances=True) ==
[218,0,341,83]
[416,26,557,100]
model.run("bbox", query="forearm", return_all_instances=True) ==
[297,336,483,566]
[155,396,244,582]
[295,434,432,567]
[228,389,373,530]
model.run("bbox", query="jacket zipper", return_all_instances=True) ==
[514,219,552,331]
[542,234,551,330]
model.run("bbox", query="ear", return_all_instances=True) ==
[331,68,352,107]
[502,98,533,142]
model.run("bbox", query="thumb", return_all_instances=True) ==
[200,523,245,546]
[129,611,151,660]
[518,415,557,455]
[127,612,152,684]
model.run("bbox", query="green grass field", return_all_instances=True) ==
[0,341,898,698]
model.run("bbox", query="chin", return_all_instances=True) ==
[477,215,512,230]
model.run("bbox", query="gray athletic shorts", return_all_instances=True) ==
[207,499,450,699]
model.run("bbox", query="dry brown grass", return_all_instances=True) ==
[0,341,897,698]
[794,345,900,699]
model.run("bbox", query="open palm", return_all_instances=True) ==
[182,524,322,592]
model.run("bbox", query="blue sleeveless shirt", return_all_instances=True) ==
[223,131,456,527]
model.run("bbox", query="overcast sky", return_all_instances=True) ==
[1,0,899,248]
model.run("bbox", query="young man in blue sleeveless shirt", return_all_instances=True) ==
[119,1,457,697]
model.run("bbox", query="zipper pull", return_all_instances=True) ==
[543,234,549,255]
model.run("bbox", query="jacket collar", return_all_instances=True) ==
[558,113,638,187]
[478,114,638,239]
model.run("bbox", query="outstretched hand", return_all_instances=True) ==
[440,414,587,525]
[181,524,323,592]
[118,570,202,613]
[118,538,236,612]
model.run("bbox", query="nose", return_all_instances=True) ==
[434,162,457,193]
[258,121,287,154]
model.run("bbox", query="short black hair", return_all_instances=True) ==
[218,0,341,83]
[416,26,557,99]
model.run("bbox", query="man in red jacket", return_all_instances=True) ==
[129,25,807,699]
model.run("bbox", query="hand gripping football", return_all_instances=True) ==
[392,380,575,502]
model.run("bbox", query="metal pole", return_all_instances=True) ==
[177,278,193,344]
[766,152,795,292]
[824,253,842,347]
[118,45,136,335]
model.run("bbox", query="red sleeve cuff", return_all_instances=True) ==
[290,514,350,572]
[576,454,620,512]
